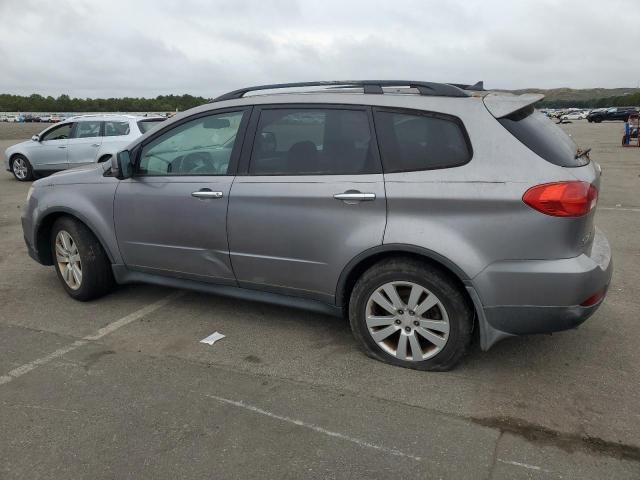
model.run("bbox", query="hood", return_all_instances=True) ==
[38,162,111,186]
[5,139,31,153]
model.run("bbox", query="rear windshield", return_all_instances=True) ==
[499,106,588,167]
[137,119,165,133]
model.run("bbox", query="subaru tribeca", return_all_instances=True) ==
[21,81,612,370]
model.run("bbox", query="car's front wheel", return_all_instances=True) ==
[11,155,33,181]
[51,217,114,301]
[349,258,473,371]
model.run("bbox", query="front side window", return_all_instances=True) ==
[41,123,72,141]
[249,108,378,175]
[138,111,244,176]
[72,121,101,139]
[374,110,471,173]
[104,121,130,137]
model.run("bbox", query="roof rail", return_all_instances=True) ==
[212,80,472,102]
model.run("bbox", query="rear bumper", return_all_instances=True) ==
[471,227,613,349]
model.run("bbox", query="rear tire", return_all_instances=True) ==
[11,155,33,181]
[349,258,473,371]
[51,217,114,301]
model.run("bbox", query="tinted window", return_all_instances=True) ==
[499,106,586,167]
[104,121,130,137]
[138,119,165,133]
[138,111,244,176]
[41,123,72,141]
[374,110,471,172]
[249,108,379,175]
[72,121,101,139]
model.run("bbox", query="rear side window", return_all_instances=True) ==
[498,106,586,167]
[104,121,130,137]
[374,110,471,172]
[249,108,380,175]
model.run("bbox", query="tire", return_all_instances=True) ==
[50,217,114,301]
[349,258,473,371]
[11,155,34,181]
[594,117,602,123]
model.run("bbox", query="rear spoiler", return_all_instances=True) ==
[483,93,545,119]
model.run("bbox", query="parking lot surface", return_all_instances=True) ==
[1,121,639,479]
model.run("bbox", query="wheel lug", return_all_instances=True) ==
[397,309,404,315]
[394,319,401,325]
[413,321,419,327]
[405,326,411,332]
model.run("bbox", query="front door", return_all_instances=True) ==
[67,120,103,167]
[114,109,249,283]
[227,106,387,303]
[30,122,72,170]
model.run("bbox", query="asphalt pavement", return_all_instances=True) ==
[1,121,639,479]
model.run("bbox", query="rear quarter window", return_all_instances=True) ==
[374,109,471,173]
[138,119,165,134]
[498,106,587,167]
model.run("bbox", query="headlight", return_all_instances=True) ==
[26,186,34,203]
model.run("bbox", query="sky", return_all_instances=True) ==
[0,0,638,98]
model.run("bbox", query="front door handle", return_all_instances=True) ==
[333,192,376,201]
[192,189,223,199]
[58,145,66,149]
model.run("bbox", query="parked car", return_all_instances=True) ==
[21,80,612,371]
[4,114,165,181]
[587,106,639,123]
[561,110,587,120]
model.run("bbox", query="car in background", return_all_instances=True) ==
[4,114,165,181]
[561,110,587,120]
[587,106,639,123]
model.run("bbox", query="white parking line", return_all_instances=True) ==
[498,459,552,473]
[0,291,183,386]
[203,393,423,462]
[600,207,640,213]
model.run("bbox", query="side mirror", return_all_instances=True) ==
[31,135,39,142]
[112,150,133,179]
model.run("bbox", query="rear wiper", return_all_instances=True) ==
[575,148,591,159]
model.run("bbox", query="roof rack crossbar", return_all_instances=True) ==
[212,80,471,102]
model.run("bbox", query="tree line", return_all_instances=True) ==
[0,93,209,112]
[539,91,640,109]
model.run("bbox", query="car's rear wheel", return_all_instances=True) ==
[349,258,473,371]
[51,217,114,301]
[11,155,33,181]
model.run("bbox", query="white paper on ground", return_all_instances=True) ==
[200,332,225,345]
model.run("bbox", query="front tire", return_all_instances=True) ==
[11,155,33,181]
[51,217,114,301]
[349,258,473,371]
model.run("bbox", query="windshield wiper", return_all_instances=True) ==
[575,147,591,159]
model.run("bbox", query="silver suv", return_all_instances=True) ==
[5,114,165,181]
[21,81,613,370]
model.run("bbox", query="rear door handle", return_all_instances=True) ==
[333,192,376,201]
[58,146,66,149]
[91,143,100,147]
[192,189,223,199]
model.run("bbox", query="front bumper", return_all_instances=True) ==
[471,227,613,349]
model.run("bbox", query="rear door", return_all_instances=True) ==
[227,105,386,303]
[67,120,103,167]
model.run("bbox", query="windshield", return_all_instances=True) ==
[499,106,588,167]
[138,119,165,133]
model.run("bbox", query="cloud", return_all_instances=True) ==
[0,0,638,97]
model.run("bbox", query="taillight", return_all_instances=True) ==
[522,181,598,217]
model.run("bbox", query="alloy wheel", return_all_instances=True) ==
[365,281,450,361]
[55,230,82,290]
[13,158,28,180]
